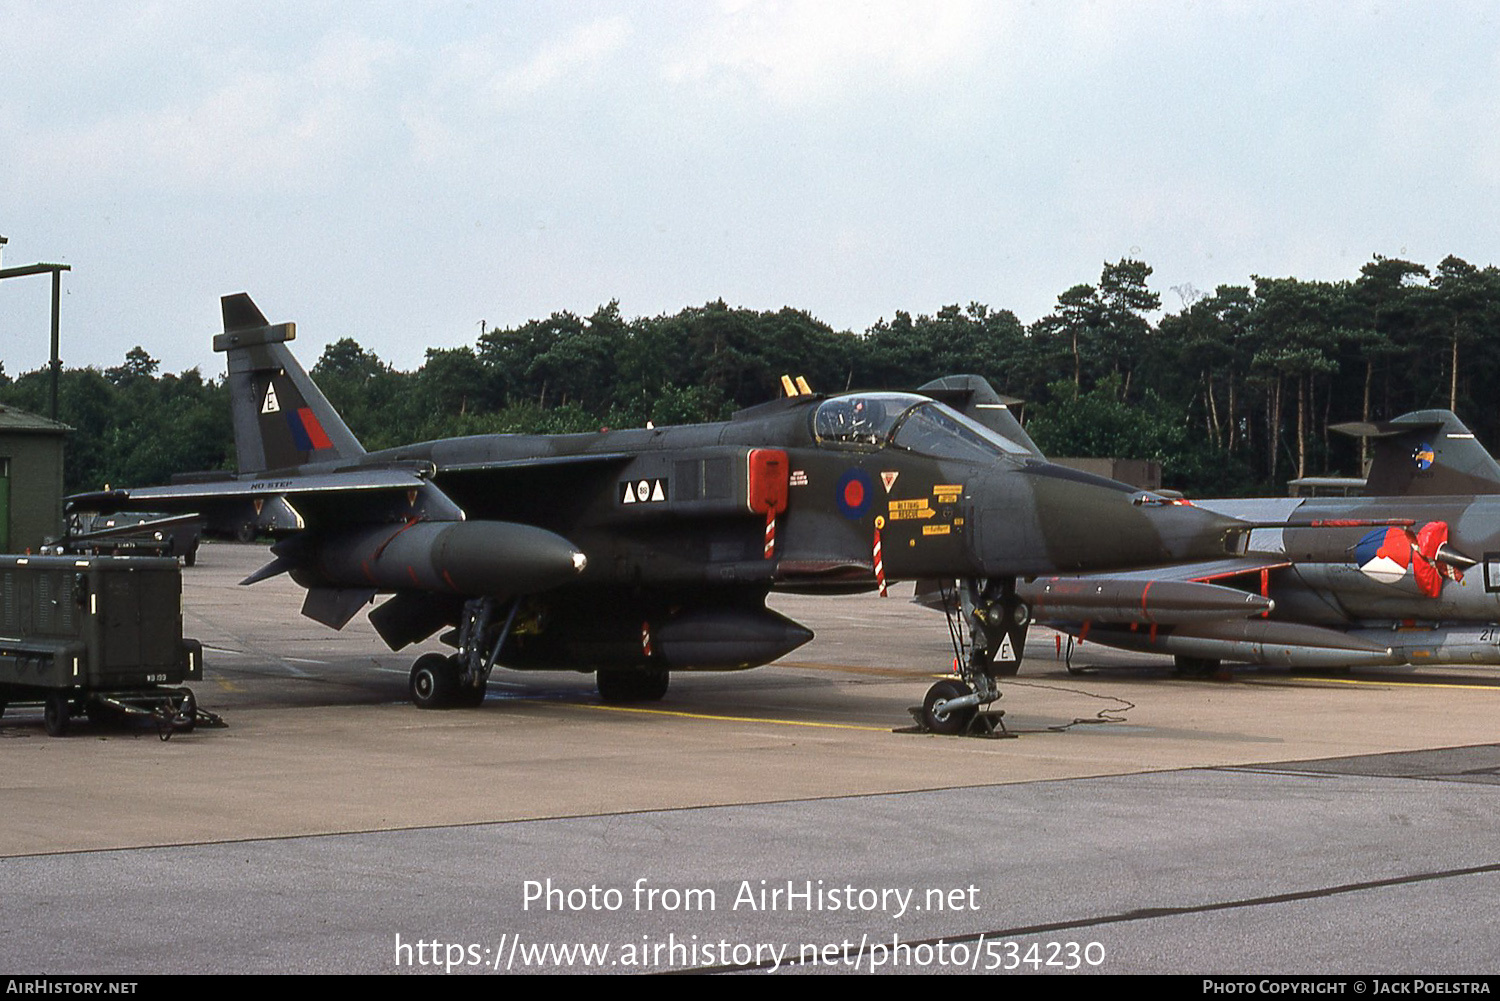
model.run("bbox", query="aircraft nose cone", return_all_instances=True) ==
[970,464,1243,575]
[1132,496,1248,562]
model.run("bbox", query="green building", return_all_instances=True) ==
[0,404,68,551]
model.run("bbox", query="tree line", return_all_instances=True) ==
[5,253,1498,498]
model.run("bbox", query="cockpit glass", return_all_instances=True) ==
[813,393,1030,459]
[812,393,916,448]
[892,402,1031,460]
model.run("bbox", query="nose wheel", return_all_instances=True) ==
[910,577,1024,737]
[921,679,976,735]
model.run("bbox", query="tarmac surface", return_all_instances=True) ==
[3,543,1499,974]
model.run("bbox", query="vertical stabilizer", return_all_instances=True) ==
[214,293,365,474]
[1333,410,1500,497]
[917,375,1045,458]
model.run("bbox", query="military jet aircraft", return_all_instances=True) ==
[1036,410,1500,672]
[69,293,1251,733]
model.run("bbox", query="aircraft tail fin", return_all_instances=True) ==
[1332,410,1500,496]
[917,375,1045,458]
[214,293,366,474]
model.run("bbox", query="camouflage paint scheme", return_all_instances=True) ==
[70,294,1248,728]
[1050,411,1500,670]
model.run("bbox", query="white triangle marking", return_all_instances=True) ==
[262,383,280,414]
[997,633,1017,662]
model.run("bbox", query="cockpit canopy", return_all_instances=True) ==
[812,392,1032,462]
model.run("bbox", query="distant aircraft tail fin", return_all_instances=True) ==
[1333,410,1500,496]
[917,375,1045,458]
[214,293,366,474]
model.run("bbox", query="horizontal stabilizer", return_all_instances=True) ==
[221,292,270,331]
[67,513,201,541]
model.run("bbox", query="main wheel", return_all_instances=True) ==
[410,654,459,709]
[636,668,668,701]
[596,668,669,703]
[43,693,71,737]
[922,679,975,735]
[454,679,487,708]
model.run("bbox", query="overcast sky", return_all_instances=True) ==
[3,1,1498,378]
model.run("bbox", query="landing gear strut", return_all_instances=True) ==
[917,577,1029,737]
[407,596,519,709]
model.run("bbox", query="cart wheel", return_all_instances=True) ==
[43,693,71,737]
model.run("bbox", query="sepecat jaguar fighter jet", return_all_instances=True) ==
[69,294,1251,732]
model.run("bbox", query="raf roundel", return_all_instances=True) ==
[835,468,874,520]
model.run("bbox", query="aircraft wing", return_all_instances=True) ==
[1076,554,1293,584]
[70,468,431,510]
[435,452,636,474]
[66,468,452,534]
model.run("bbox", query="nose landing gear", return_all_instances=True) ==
[913,577,1027,738]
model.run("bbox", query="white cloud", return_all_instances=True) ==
[495,16,632,99]
[10,28,402,194]
[662,0,993,105]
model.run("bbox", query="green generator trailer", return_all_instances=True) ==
[0,555,208,737]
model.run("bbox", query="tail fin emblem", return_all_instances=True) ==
[262,383,281,414]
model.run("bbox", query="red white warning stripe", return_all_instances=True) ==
[764,510,776,559]
[873,524,888,598]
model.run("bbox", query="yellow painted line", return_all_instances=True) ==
[774,661,939,679]
[570,702,891,731]
[1281,676,1500,692]
[214,679,245,692]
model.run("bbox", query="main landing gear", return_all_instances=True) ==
[916,577,1029,737]
[408,596,519,709]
